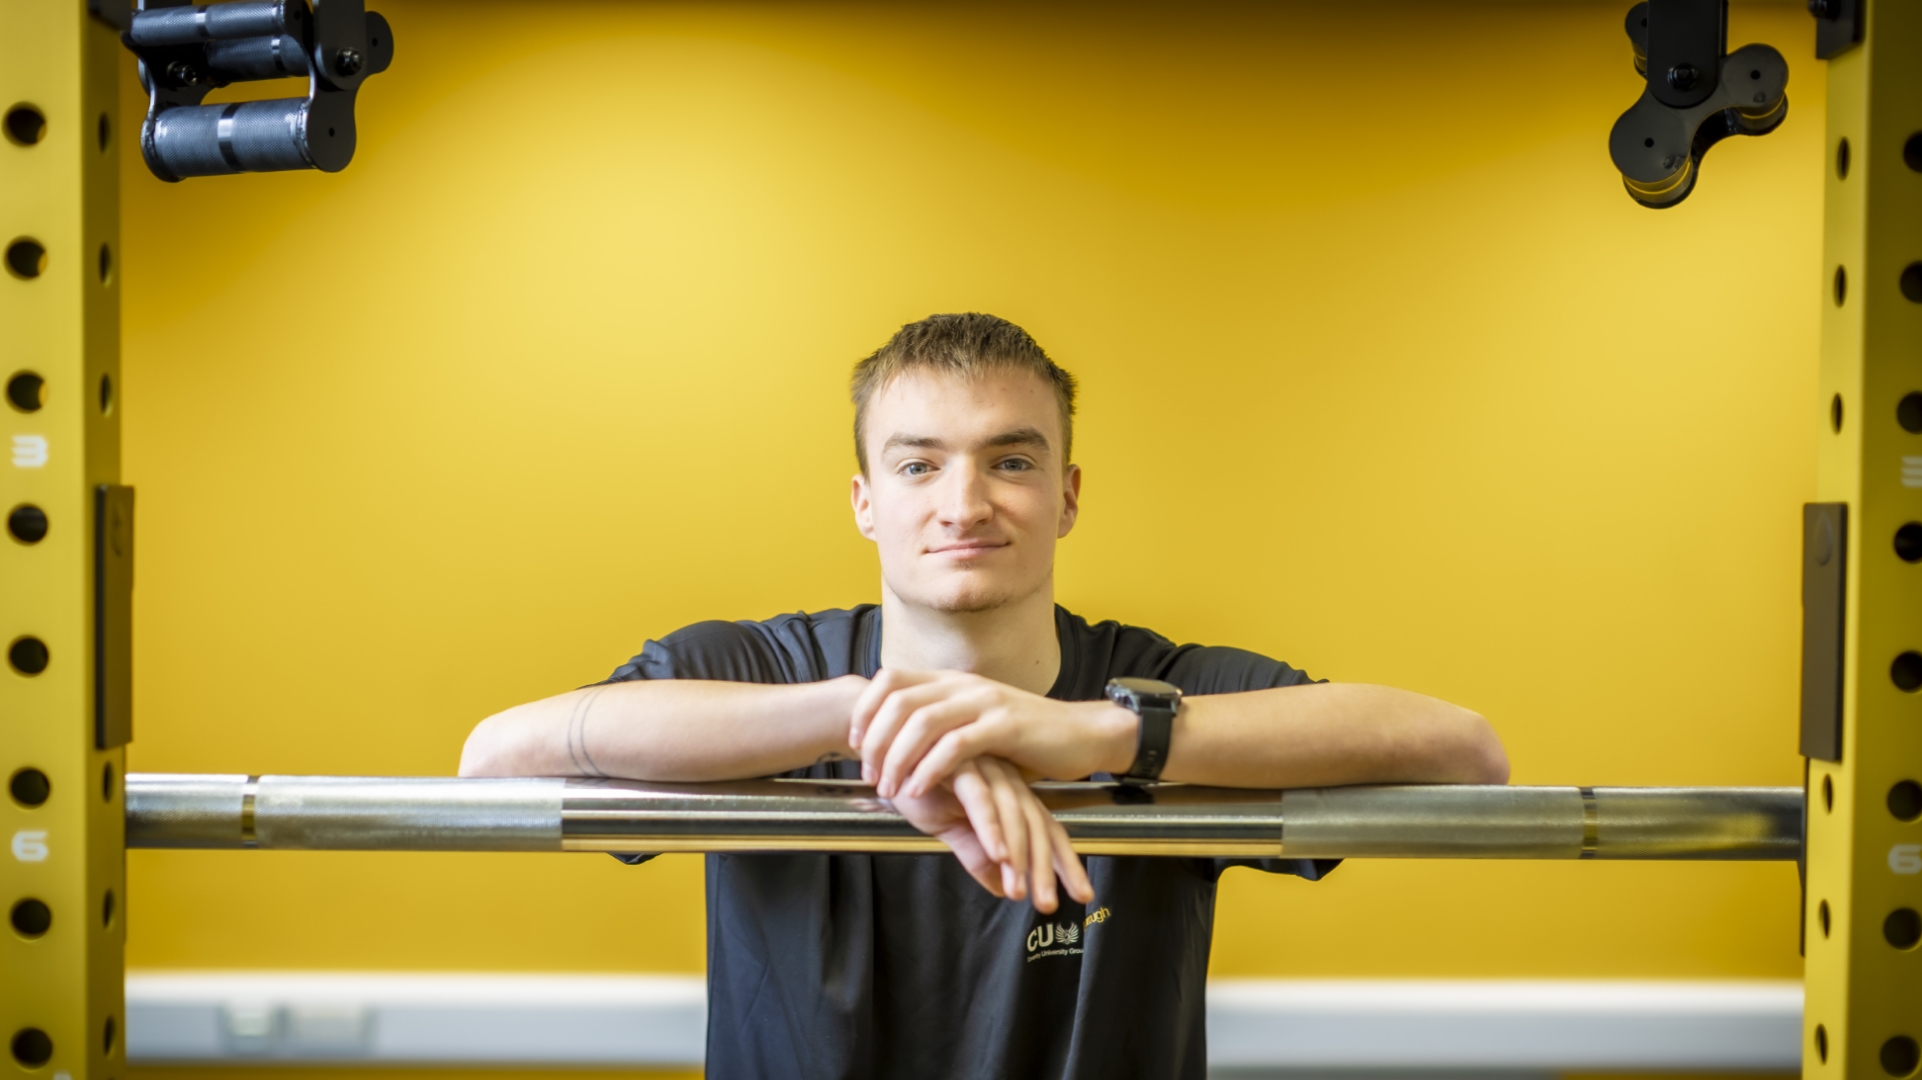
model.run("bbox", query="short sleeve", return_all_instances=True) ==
[1204,856,1340,882]
[1156,644,1316,696]
[602,620,804,685]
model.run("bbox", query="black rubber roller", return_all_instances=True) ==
[203,35,312,80]
[142,99,315,181]
[128,0,310,47]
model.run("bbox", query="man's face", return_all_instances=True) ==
[852,367,1080,615]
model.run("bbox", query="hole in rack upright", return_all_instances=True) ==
[6,372,43,412]
[3,105,45,146]
[4,238,46,279]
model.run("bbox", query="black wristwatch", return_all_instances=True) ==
[1106,677,1182,783]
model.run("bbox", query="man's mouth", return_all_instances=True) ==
[928,540,1008,558]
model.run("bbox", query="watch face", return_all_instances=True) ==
[1108,676,1182,701]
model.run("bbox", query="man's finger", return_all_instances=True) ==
[983,757,1051,908]
[982,760,1032,902]
[1021,788,1059,914]
[849,670,920,757]
[935,825,1005,899]
[849,669,937,750]
[847,671,899,751]
[977,755,1073,914]
[949,761,1006,863]
[878,696,988,798]
[903,723,996,799]
[1048,812,1093,905]
[858,682,952,785]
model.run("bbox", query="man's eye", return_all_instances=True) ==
[902,462,931,476]
[997,458,1033,472]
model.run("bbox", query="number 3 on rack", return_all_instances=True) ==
[11,830,48,862]
[1892,844,1922,875]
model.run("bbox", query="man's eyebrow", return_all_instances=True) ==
[983,427,1052,454]
[879,428,1052,455]
[880,433,947,454]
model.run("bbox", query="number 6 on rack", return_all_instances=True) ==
[10,830,48,863]
[1891,844,1922,875]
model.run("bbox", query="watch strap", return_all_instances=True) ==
[1122,699,1175,783]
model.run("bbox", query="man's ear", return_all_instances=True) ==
[851,472,877,540]
[1058,463,1081,538]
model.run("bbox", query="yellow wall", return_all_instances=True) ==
[122,0,1821,982]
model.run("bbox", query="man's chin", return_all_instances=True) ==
[897,579,1027,616]
[928,593,1017,615]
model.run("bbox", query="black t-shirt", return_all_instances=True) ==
[603,605,1334,1080]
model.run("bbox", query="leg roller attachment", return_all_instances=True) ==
[1607,0,1787,209]
[98,0,393,181]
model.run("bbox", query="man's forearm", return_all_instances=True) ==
[1090,683,1509,788]
[458,676,867,781]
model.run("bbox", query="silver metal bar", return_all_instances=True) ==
[123,774,1804,860]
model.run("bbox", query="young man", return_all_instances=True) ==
[460,313,1508,1080]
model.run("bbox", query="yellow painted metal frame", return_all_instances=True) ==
[0,3,124,1078]
[1805,2,1922,1078]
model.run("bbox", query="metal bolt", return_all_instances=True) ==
[1666,63,1699,91]
[334,48,363,76]
[164,60,203,86]
[1808,0,1836,19]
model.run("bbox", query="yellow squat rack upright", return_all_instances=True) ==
[1,3,127,1080]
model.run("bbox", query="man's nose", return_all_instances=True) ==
[936,463,993,528]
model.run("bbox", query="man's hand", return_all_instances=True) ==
[851,669,1135,799]
[888,756,1093,913]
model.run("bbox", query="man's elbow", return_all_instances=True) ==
[1454,710,1509,785]
[458,716,516,778]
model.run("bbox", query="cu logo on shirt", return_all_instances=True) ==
[1027,921,1081,952]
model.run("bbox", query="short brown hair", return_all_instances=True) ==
[850,313,1078,473]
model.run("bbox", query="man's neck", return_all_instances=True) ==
[878,580,1062,695]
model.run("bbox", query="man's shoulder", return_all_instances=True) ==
[1056,606,1314,697]
[605,606,879,685]
[667,606,871,646]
